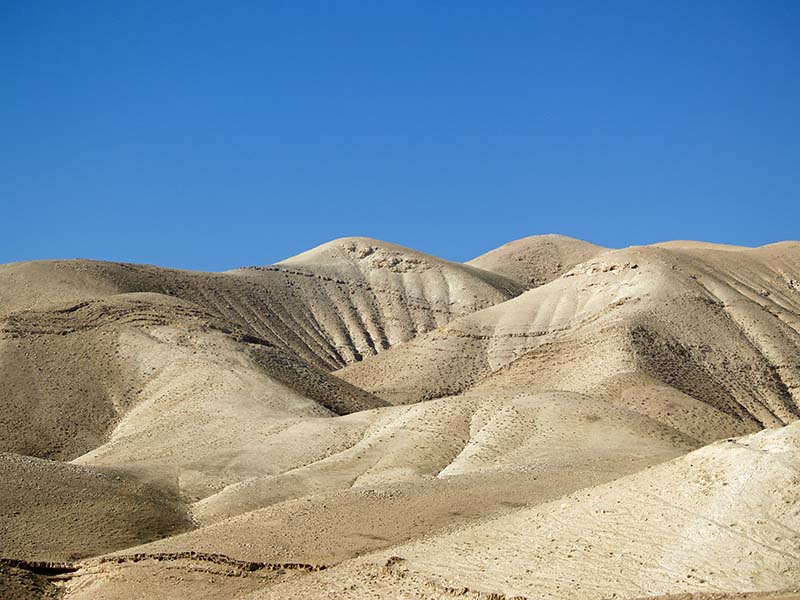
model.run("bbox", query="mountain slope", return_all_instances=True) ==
[338,243,800,441]
[467,234,607,288]
[186,389,692,526]
[61,421,800,600]
[54,389,692,599]
[2,236,800,600]
[339,420,800,600]
[0,452,191,562]
[0,238,521,371]
[0,293,383,461]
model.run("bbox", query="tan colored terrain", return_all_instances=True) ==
[339,243,800,426]
[0,563,61,600]
[1,235,798,599]
[467,233,607,288]
[0,453,190,562]
[0,237,521,370]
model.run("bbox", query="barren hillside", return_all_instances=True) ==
[1,236,798,600]
[467,233,607,288]
[0,237,520,370]
[339,243,800,432]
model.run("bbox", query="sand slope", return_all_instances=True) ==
[0,452,190,562]
[187,390,691,525]
[0,292,383,460]
[0,238,520,371]
[338,243,800,438]
[61,422,800,599]
[467,234,607,288]
[232,421,800,599]
[1,236,799,600]
[52,389,695,598]
[374,421,800,599]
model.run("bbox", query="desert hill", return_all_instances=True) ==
[1,236,799,600]
[338,243,800,438]
[48,421,800,599]
[239,421,800,599]
[467,233,607,288]
[0,292,383,460]
[0,237,521,370]
[0,452,190,562]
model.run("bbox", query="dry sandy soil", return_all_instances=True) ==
[0,235,798,599]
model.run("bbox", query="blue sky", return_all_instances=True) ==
[2,1,798,270]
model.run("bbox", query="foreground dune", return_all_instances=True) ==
[0,453,190,562]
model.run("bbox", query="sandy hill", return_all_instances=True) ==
[0,292,393,514]
[240,421,800,600]
[467,233,607,288]
[0,237,520,371]
[1,236,799,600]
[338,242,800,441]
[46,420,800,600]
[50,388,694,599]
[0,452,190,562]
[0,292,383,458]
[129,389,691,532]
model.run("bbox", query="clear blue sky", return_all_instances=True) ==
[2,1,798,270]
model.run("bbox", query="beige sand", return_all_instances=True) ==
[0,236,798,599]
